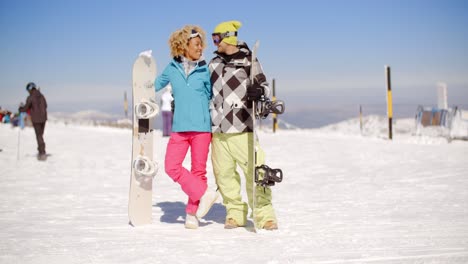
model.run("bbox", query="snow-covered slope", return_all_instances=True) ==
[1,117,467,263]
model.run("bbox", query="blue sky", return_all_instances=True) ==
[1,0,467,116]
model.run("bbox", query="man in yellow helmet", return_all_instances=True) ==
[209,20,278,230]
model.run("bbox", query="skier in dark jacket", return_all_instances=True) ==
[20,82,48,160]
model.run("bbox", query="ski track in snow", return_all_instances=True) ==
[1,120,468,264]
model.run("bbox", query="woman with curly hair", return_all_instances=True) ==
[155,25,218,229]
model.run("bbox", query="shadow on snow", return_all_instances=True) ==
[154,201,226,226]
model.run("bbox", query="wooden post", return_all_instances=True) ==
[124,91,128,118]
[385,65,393,140]
[272,78,278,133]
[437,82,448,110]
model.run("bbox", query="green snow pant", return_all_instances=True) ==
[211,132,277,228]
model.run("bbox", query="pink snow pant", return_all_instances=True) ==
[164,132,212,215]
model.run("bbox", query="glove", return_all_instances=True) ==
[246,82,264,101]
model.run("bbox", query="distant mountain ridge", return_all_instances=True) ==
[49,110,131,128]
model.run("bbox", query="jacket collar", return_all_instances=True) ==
[173,56,206,67]
[213,41,251,63]
[171,56,207,78]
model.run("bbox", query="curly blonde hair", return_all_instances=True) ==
[169,25,207,58]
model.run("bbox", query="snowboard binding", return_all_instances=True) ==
[135,99,160,119]
[256,96,285,119]
[133,155,158,178]
[255,164,283,187]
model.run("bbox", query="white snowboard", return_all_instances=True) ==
[128,52,159,226]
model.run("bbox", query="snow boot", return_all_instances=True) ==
[262,220,278,231]
[185,214,199,229]
[224,218,241,229]
[196,190,218,218]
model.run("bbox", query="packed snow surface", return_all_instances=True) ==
[1,116,467,263]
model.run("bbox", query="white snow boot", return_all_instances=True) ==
[196,190,219,218]
[185,214,199,229]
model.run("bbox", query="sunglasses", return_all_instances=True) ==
[211,31,237,45]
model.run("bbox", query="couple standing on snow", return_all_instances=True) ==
[154,21,278,231]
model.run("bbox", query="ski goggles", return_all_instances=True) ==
[189,29,201,40]
[211,31,237,45]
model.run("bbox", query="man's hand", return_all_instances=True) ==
[247,81,264,101]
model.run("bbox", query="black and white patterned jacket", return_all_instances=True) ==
[209,42,270,133]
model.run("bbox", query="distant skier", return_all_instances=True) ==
[154,25,218,229]
[20,82,48,161]
[209,20,278,230]
[160,84,174,137]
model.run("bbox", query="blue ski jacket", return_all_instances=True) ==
[155,57,212,132]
